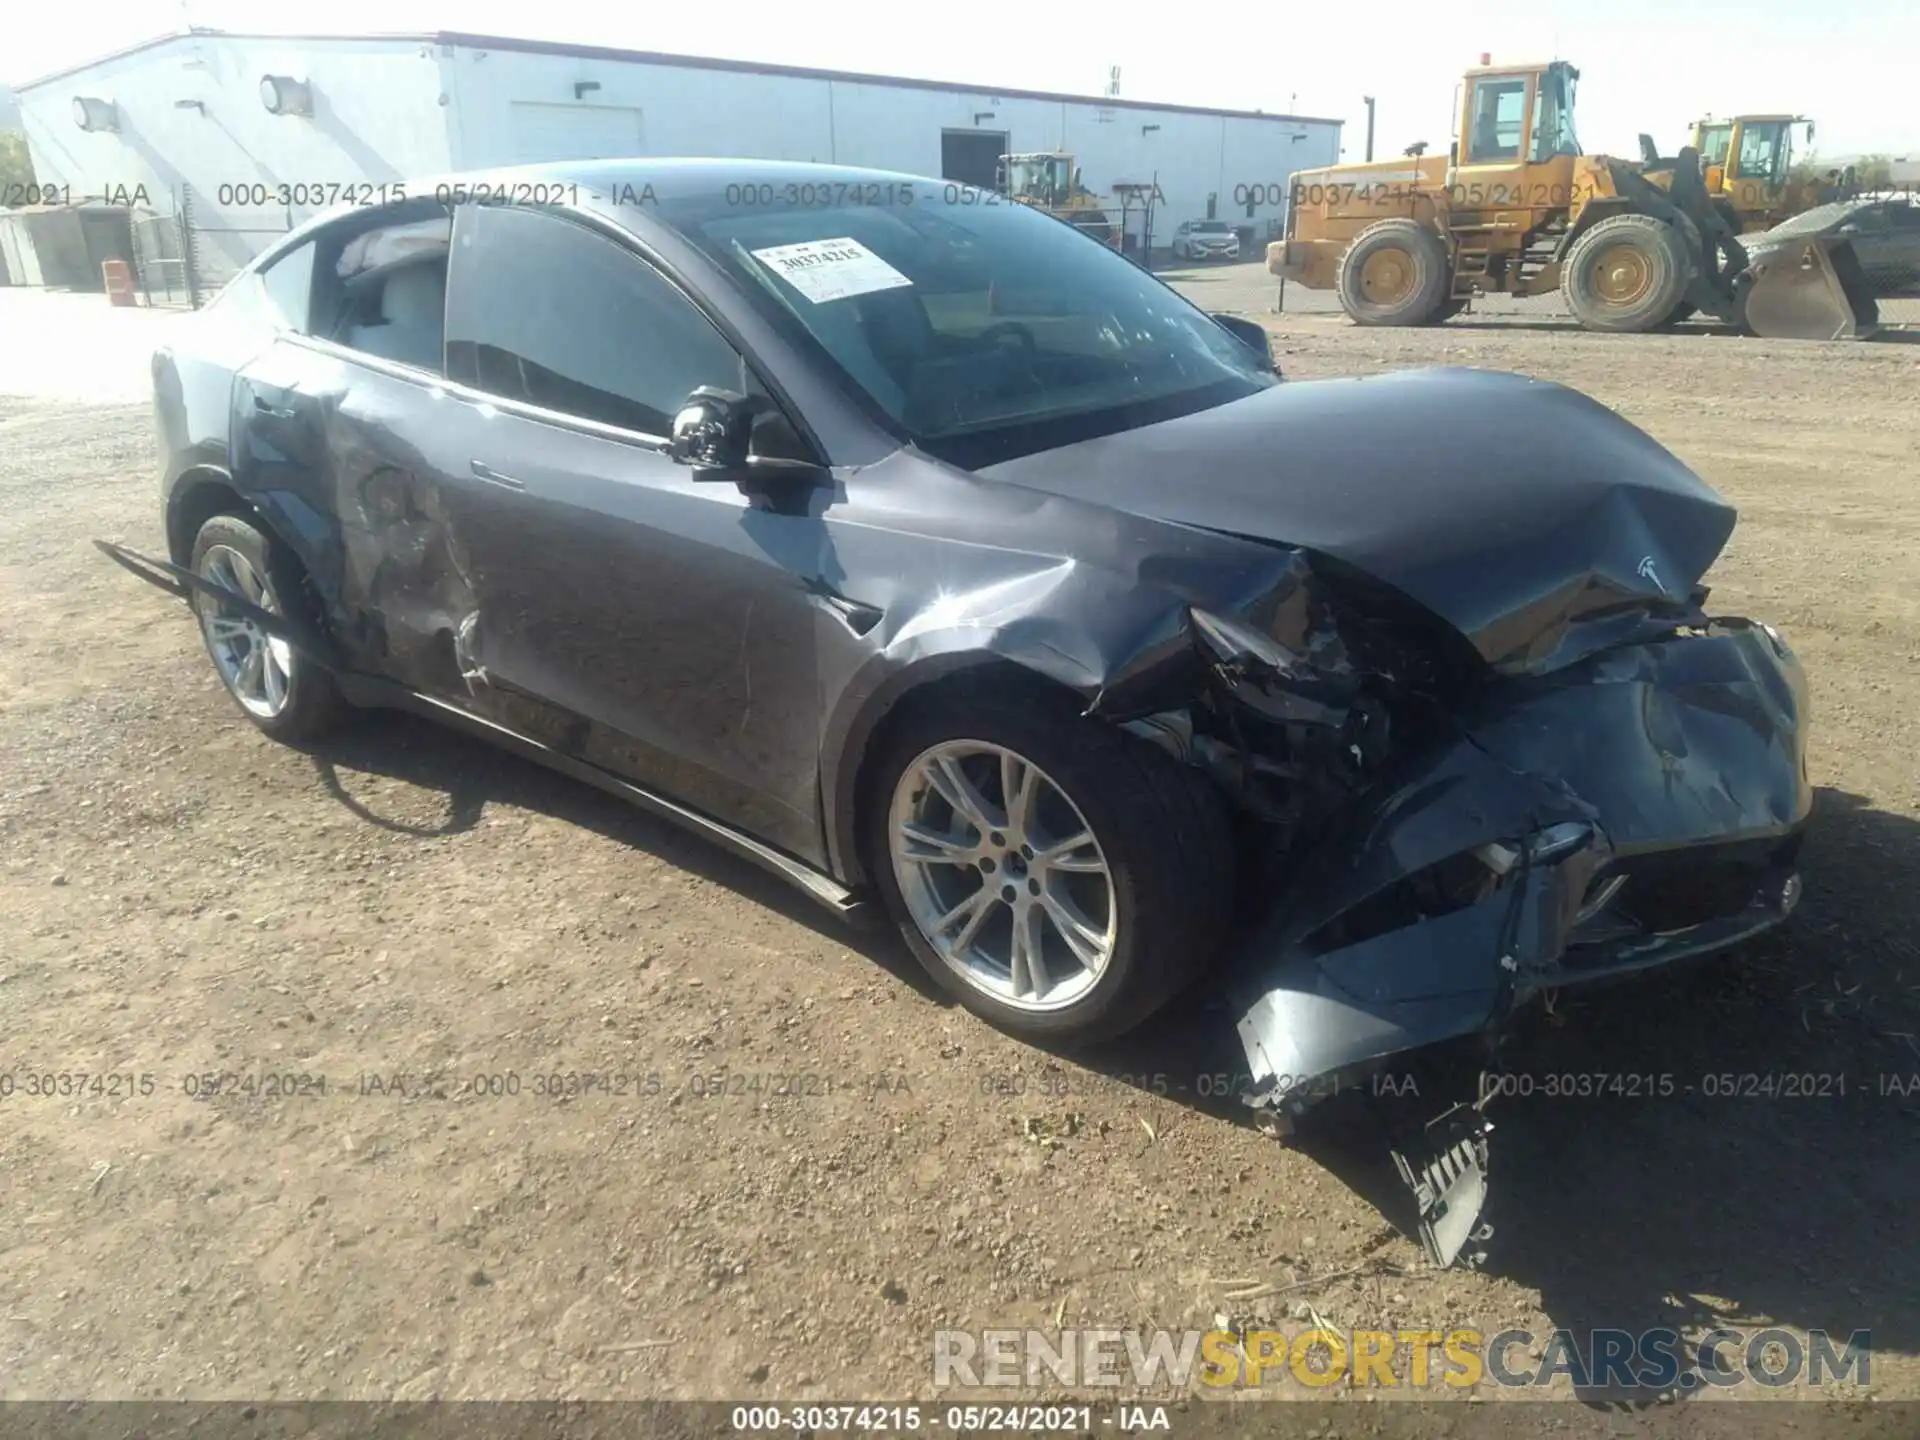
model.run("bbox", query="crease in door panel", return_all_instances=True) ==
[737,597,757,736]
[347,461,486,697]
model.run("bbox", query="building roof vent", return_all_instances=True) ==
[72,96,119,132]
[260,75,314,117]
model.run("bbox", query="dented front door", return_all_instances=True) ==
[425,201,828,859]
[426,400,826,860]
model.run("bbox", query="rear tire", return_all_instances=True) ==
[1561,214,1693,332]
[866,687,1233,1046]
[1336,219,1452,326]
[189,512,348,745]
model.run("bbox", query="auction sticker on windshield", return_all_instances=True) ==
[750,237,913,304]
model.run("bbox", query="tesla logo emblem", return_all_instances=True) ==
[1637,555,1666,593]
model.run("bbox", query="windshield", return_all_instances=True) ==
[1005,156,1072,204]
[664,186,1278,465]
[1736,121,1792,184]
[1529,64,1581,160]
[1191,221,1230,233]
[1697,122,1734,167]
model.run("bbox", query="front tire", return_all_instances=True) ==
[189,512,347,744]
[1561,214,1693,332]
[867,689,1233,1045]
[1336,219,1452,326]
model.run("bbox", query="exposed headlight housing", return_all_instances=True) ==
[1190,608,1299,676]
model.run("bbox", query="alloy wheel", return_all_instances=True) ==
[888,740,1116,1011]
[196,543,295,719]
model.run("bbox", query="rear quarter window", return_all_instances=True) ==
[259,242,316,331]
[203,239,316,333]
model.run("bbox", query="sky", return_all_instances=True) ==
[7,0,1917,162]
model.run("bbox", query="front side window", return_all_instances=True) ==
[659,185,1276,467]
[445,204,744,436]
[1467,79,1528,162]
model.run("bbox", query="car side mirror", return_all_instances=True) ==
[670,386,754,476]
[1210,314,1279,373]
[670,385,827,494]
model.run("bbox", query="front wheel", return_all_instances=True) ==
[1561,214,1693,332]
[867,690,1233,1045]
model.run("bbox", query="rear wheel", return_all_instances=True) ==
[1336,219,1452,326]
[1561,214,1693,332]
[189,513,347,744]
[867,689,1233,1045]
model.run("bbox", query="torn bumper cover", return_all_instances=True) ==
[1231,618,1808,1251]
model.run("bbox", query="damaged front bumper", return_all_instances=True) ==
[1230,618,1810,1262]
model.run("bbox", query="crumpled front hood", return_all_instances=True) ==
[977,368,1736,673]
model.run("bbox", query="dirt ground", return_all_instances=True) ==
[2,286,1918,1414]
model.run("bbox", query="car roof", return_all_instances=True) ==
[1752,196,1889,244]
[429,157,940,199]
[256,157,965,269]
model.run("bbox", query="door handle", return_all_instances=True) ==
[469,460,526,491]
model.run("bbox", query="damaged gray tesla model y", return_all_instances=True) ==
[108,160,1810,1265]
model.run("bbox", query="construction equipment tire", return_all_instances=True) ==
[1562,214,1693,333]
[1336,220,1452,326]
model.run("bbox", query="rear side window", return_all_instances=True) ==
[445,204,742,436]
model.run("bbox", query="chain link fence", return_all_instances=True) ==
[175,185,294,301]
[128,207,195,308]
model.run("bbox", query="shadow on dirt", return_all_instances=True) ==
[304,708,1916,1390]
[299,708,943,1002]
[1466,783,1920,1397]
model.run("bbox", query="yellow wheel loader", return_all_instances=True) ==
[999,152,1121,247]
[1268,59,1877,339]
[1686,115,1842,232]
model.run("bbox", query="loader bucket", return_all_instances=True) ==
[1743,237,1879,340]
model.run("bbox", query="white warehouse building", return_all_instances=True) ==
[16,29,1341,288]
